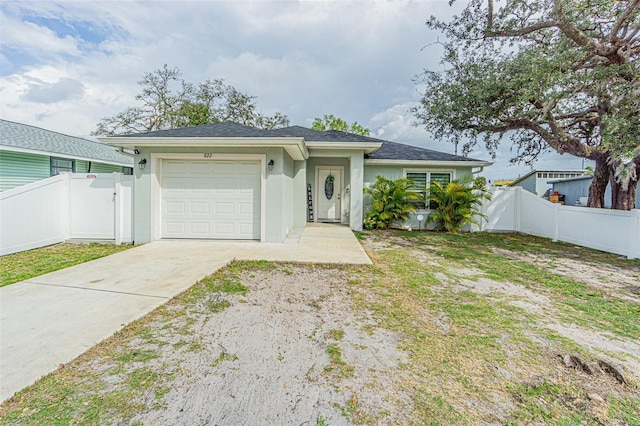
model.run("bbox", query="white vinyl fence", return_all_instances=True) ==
[0,173,133,256]
[477,187,640,259]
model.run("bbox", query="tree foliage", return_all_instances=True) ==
[413,0,639,210]
[93,65,289,136]
[363,176,422,229]
[312,114,371,136]
[426,176,491,233]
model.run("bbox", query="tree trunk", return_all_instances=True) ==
[587,158,609,208]
[609,160,639,210]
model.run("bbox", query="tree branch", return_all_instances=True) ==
[611,0,640,42]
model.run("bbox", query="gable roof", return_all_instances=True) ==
[103,121,490,165]
[0,119,132,167]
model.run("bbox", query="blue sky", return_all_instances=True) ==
[0,0,590,181]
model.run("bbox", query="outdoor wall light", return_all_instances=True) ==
[268,159,275,171]
[138,158,147,170]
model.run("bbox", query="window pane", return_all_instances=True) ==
[428,173,452,209]
[430,173,451,185]
[406,172,427,190]
[51,157,74,176]
[406,172,427,209]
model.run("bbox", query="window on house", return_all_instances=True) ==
[50,157,75,176]
[123,167,133,175]
[406,171,452,209]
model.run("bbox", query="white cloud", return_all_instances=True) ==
[22,78,85,103]
[0,11,82,58]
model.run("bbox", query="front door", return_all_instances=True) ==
[316,167,342,222]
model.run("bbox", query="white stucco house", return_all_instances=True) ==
[102,122,491,244]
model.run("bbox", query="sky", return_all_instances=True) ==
[0,0,592,181]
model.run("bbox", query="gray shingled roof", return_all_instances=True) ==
[1,119,132,166]
[120,121,278,138]
[114,121,487,163]
[274,125,485,162]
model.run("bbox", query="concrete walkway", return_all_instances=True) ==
[0,224,370,402]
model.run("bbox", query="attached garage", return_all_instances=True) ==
[161,159,261,240]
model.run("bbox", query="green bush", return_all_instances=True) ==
[427,176,491,232]
[363,176,422,229]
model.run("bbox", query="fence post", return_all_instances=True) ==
[62,173,71,241]
[552,203,560,242]
[114,173,122,245]
[628,209,640,260]
[514,187,521,233]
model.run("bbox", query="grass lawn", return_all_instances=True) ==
[1,232,638,425]
[0,243,132,288]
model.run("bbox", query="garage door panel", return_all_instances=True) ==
[162,159,261,239]
[166,201,186,214]
[190,202,210,214]
[214,202,234,215]
[214,222,234,236]
[190,222,210,234]
[238,202,254,215]
[166,222,186,234]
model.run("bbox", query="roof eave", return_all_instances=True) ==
[99,136,309,160]
[364,159,493,167]
[306,141,382,154]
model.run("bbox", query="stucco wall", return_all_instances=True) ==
[133,146,291,243]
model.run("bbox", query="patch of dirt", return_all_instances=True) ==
[492,247,640,303]
[127,266,412,425]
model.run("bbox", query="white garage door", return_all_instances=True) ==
[162,160,261,239]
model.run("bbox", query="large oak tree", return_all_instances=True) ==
[413,0,639,209]
[93,65,289,136]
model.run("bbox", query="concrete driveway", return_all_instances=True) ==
[0,224,370,402]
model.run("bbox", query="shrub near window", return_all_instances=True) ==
[427,176,491,233]
[363,176,422,229]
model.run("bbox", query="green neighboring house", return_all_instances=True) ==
[0,119,133,192]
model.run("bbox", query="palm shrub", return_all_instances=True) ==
[426,176,491,232]
[363,176,422,229]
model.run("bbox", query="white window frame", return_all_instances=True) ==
[403,169,455,211]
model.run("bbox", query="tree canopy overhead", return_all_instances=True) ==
[93,65,289,136]
[413,0,639,209]
[311,114,371,136]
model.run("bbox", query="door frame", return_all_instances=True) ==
[314,165,344,223]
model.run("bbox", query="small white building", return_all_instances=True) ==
[509,169,585,197]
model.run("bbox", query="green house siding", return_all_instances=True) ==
[0,150,50,191]
[0,149,130,192]
[88,162,128,174]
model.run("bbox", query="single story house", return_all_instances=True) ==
[102,122,491,243]
[550,175,640,209]
[0,119,133,192]
[509,169,586,197]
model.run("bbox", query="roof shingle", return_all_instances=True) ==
[0,119,132,166]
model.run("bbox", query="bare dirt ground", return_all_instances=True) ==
[123,266,412,425]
